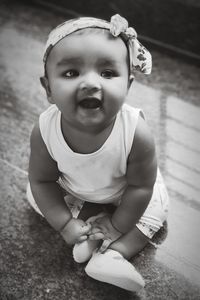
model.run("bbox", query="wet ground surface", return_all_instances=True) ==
[0,2,200,300]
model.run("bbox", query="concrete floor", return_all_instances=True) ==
[0,2,200,299]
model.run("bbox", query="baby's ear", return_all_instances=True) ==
[40,76,53,103]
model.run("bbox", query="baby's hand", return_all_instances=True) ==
[88,214,122,252]
[85,213,106,241]
[60,218,91,245]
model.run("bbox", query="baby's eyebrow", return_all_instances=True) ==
[57,57,82,66]
[98,58,119,67]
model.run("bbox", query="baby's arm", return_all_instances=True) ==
[29,123,91,244]
[111,115,157,234]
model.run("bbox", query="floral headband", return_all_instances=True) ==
[43,14,152,75]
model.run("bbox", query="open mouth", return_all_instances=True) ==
[78,98,102,109]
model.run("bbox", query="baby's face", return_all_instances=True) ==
[45,30,130,131]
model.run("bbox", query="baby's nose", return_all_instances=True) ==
[79,73,101,93]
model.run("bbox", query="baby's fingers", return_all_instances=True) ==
[77,235,88,243]
[89,232,105,240]
[91,226,103,234]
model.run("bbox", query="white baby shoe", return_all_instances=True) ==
[85,249,145,292]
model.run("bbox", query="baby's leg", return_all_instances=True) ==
[85,179,169,292]
[110,176,169,259]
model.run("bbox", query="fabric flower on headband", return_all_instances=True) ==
[109,14,152,74]
[43,14,152,75]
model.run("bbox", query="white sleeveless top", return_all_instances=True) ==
[39,103,141,203]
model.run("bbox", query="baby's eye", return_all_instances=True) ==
[63,70,79,78]
[101,70,116,79]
